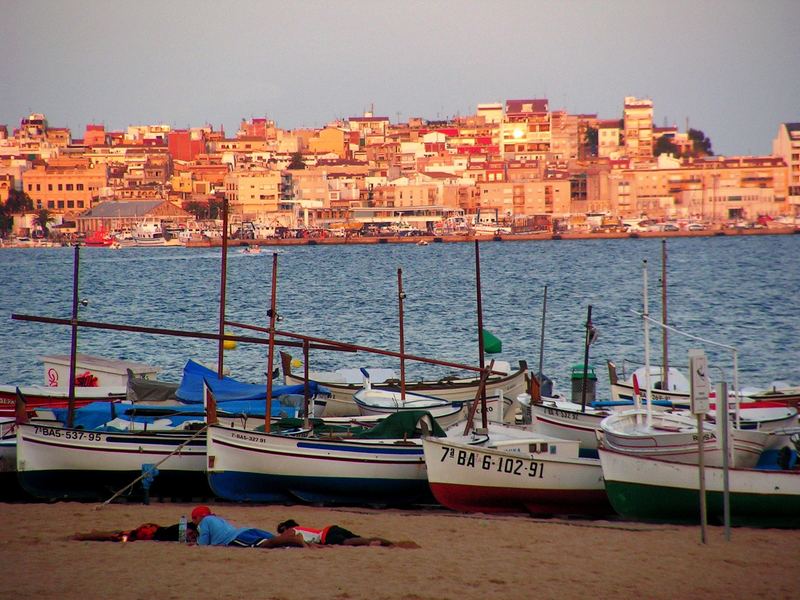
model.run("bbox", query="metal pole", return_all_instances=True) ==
[580,305,592,413]
[718,381,731,541]
[474,240,487,430]
[265,252,278,430]
[217,198,229,378]
[397,268,406,401]
[538,285,548,382]
[661,240,669,390]
[697,412,708,544]
[66,244,80,428]
[303,339,310,429]
[643,260,653,429]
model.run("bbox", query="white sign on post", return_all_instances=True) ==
[689,349,710,414]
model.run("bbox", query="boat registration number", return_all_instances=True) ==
[32,425,102,441]
[439,446,544,478]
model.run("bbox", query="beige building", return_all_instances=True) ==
[772,122,800,214]
[623,97,653,159]
[223,169,282,220]
[604,155,789,221]
[22,162,108,214]
[500,99,551,160]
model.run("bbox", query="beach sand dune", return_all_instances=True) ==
[2,502,799,600]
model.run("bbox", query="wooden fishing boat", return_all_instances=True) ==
[206,411,443,506]
[423,423,611,516]
[599,409,769,468]
[15,420,208,501]
[280,351,528,417]
[598,445,800,527]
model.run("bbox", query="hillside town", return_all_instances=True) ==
[1,97,798,245]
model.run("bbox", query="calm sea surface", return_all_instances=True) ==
[1,235,798,395]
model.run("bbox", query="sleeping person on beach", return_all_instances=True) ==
[276,519,420,548]
[72,522,197,543]
[191,506,305,549]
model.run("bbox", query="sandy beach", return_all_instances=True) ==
[3,501,798,600]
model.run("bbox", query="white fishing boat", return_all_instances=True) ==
[280,352,529,417]
[598,445,800,527]
[353,387,466,427]
[15,420,208,501]
[609,361,800,409]
[205,410,442,506]
[599,408,769,468]
[423,422,610,516]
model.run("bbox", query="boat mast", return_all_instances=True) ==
[217,198,230,379]
[474,240,488,430]
[66,244,81,428]
[580,305,593,413]
[642,259,653,428]
[397,268,406,401]
[265,252,279,430]
[661,239,669,391]
[537,285,548,385]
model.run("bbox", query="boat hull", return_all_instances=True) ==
[0,385,127,418]
[16,422,209,500]
[599,448,800,527]
[422,436,610,516]
[206,423,432,506]
[282,357,529,417]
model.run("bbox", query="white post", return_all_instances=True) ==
[642,260,653,428]
[717,381,731,541]
[689,348,710,544]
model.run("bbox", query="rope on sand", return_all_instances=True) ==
[96,425,208,508]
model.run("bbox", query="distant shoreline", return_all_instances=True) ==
[2,225,797,249]
[188,226,800,248]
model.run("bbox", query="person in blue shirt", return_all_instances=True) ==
[191,506,304,548]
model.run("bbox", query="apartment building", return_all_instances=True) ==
[623,97,654,159]
[772,122,800,213]
[223,169,282,220]
[605,154,788,220]
[500,99,551,160]
[22,161,108,213]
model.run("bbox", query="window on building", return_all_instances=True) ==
[58,184,63,191]
[77,184,83,191]
[36,184,41,191]
[66,184,73,191]
[47,200,55,208]
[28,184,32,191]
[67,200,74,208]
[48,184,53,191]
[58,200,65,209]
[77,201,84,208]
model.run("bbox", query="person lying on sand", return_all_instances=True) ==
[276,519,420,548]
[191,506,305,549]
[72,522,197,543]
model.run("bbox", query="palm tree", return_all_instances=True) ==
[33,208,54,239]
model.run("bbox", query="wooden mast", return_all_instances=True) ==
[397,267,406,401]
[661,239,669,390]
[216,198,230,379]
[265,252,279,430]
[66,244,80,428]
[474,240,488,430]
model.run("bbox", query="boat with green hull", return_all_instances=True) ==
[599,446,800,528]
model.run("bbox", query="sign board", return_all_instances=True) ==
[688,349,710,414]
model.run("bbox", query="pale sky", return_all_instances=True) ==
[1,0,798,156]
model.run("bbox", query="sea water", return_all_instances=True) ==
[1,234,798,395]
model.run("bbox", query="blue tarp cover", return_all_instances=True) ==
[51,397,304,430]
[175,359,326,403]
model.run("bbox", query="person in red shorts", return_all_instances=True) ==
[276,519,419,548]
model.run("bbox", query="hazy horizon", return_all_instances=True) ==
[2,0,798,156]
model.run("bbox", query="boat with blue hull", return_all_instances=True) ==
[206,411,443,506]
